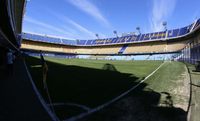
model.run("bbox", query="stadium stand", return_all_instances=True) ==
[21,38,188,55]
[89,45,121,54]
[21,40,75,53]
[2,0,200,120]
[21,18,200,47]
[179,31,200,64]
[21,40,123,54]
[124,42,167,54]
[21,18,200,56]
[118,44,129,54]
[166,41,187,52]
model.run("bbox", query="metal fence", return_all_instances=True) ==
[176,42,200,65]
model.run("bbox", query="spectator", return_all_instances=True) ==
[6,49,14,76]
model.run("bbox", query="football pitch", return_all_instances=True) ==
[25,56,189,120]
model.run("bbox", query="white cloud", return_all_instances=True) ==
[67,19,96,38]
[44,9,98,39]
[66,19,108,39]
[149,0,177,32]
[24,16,77,39]
[67,0,111,28]
[63,17,108,39]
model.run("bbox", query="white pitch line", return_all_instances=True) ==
[23,61,60,121]
[64,62,166,121]
[47,103,91,111]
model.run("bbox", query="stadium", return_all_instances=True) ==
[0,0,200,121]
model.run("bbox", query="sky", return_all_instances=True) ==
[23,0,200,40]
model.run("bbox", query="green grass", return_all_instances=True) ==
[43,57,162,79]
[144,62,189,108]
[25,56,189,120]
[145,62,185,90]
[26,56,162,106]
[25,56,162,119]
[83,61,190,121]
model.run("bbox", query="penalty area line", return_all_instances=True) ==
[64,62,166,121]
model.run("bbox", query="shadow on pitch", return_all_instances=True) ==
[25,56,187,121]
[102,63,118,71]
[83,87,187,121]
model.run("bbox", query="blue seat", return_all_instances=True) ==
[139,34,145,41]
[86,40,93,45]
[178,26,189,36]
[144,33,150,40]
[168,29,179,38]
[150,32,158,40]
